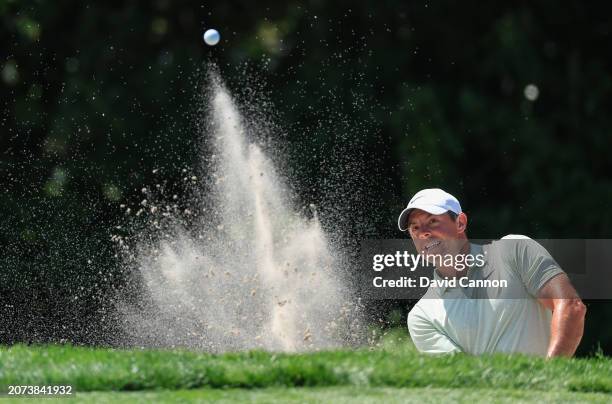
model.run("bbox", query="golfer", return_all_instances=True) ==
[398,188,586,357]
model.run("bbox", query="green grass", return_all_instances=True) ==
[0,330,610,402]
[2,387,612,404]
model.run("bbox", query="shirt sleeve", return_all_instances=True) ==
[500,237,565,297]
[407,305,461,354]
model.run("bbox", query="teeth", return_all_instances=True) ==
[425,241,441,250]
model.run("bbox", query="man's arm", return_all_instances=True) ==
[538,273,587,358]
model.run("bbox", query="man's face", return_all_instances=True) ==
[407,209,466,255]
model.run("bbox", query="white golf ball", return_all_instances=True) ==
[203,29,220,46]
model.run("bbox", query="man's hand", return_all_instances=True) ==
[538,273,586,358]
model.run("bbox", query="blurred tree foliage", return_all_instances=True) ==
[1,1,611,353]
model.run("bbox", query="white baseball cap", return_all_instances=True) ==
[397,188,462,231]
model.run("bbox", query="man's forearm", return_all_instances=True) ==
[546,299,586,358]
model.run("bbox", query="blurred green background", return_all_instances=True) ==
[1,1,611,353]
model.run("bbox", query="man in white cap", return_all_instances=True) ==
[398,188,586,357]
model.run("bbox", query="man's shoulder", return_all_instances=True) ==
[487,235,533,251]
[488,235,556,263]
[500,234,532,240]
[486,234,537,262]
[488,235,565,296]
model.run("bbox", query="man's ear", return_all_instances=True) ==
[456,212,468,234]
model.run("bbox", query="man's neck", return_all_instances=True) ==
[435,239,471,279]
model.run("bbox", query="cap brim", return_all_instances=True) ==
[397,205,448,231]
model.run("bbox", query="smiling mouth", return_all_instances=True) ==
[424,240,441,251]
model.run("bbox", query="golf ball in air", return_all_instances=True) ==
[203,29,220,46]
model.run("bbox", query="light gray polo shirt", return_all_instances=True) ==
[407,236,564,356]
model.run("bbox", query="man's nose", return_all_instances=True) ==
[417,228,431,239]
